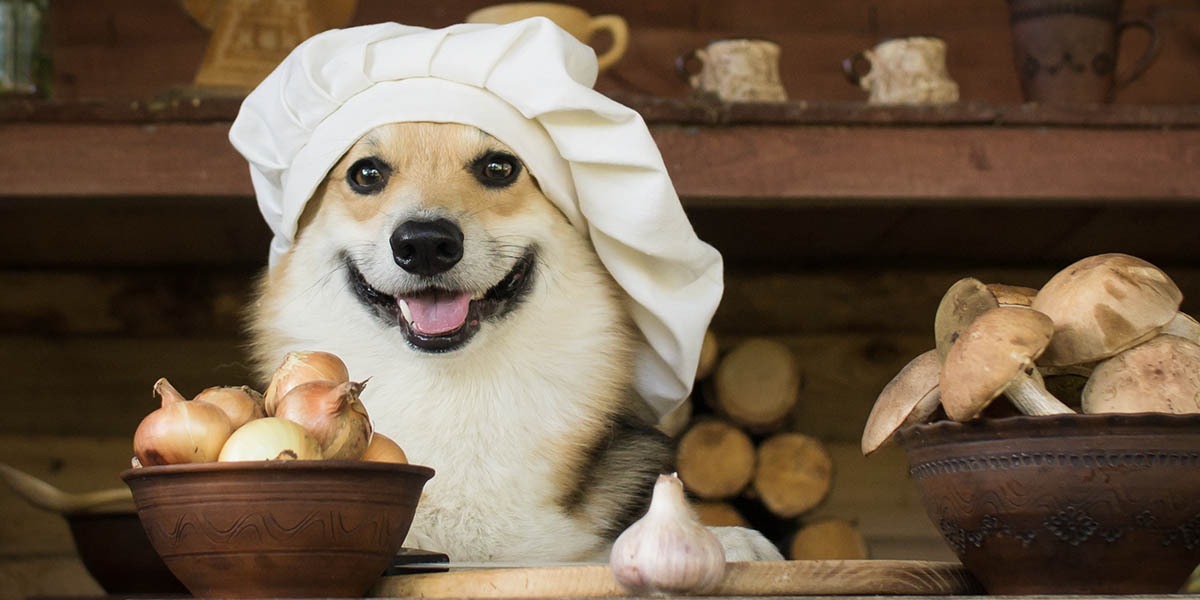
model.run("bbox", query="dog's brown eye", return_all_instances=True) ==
[472,152,521,188]
[485,160,512,180]
[347,157,390,195]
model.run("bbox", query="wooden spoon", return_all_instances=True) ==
[0,462,134,515]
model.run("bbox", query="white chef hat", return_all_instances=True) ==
[228,18,723,418]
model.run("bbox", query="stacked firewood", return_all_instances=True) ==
[661,332,867,560]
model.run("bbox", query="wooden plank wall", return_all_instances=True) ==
[46,0,1200,104]
[2,1,1199,597]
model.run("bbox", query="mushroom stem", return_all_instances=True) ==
[1163,312,1200,343]
[1004,371,1075,416]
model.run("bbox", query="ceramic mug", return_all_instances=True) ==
[465,2,629,71]
[843,36,960,105]
[1006,0,1160,104]
[676,39,788,102]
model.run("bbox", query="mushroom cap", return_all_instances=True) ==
[1081,334,1200,414]
[1032,253,1182,366]
[862,349,941,455]
[988,283,1038,308]
[934,279,1039,363]
[940,307,1055,421]
[934,278,998,362]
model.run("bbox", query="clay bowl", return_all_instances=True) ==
[896,413,1200,594]
[121,460,434,599]
[66,509,187,594]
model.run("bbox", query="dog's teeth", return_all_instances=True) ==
[397,298,413,323]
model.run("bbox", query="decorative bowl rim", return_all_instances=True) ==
[119,460,435,482]
[896,412,1200,446]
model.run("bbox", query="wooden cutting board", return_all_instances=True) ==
[372,560,981,598]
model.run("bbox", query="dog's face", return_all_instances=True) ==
[290,122,568,354]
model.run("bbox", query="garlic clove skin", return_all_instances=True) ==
[610,473,726,595]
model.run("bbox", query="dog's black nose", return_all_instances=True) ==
[390,219,464,275]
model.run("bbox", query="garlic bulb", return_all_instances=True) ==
[610,473,726,594]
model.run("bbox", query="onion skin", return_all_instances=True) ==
[361,433,408,464]
[133,378,234,466]
[263,351,350,415]
[218,417,324,461]
[273,380,372,460]
[195,385,266,429]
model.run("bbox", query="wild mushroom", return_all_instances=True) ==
[861,349,941,456]
[1031,253,1186,367]
[940,307,1074,420]
[987,283,1039,308]
[934,277,1037,362]
[1167,311,1200,341]
[1081,334,1200,414]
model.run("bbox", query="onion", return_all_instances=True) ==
[218,417,323,461]
[263,351,350,415]
[133,378,234,466]
[273,380,373,460]
[361,433,408,464]
[194,385,266,429]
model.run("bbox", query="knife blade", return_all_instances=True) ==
[384,548,602,575]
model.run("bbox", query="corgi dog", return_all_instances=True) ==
[248,121,780,562]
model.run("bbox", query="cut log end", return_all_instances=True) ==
[712,338,800,433]
[691,500,750,528]
[675,419,756,500]
[789,518,869,560]
[752,432,833,518]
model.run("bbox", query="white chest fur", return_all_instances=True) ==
[261,244,631,561]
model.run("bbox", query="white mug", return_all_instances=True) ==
[843,36,959,105]
[677,39,788,102]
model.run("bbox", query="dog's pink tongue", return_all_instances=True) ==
[399,291,471,335]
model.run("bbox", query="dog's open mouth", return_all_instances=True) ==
[346,249,536,352]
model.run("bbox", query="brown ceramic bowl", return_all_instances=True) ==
[66,510,187,594]
[896,413,1200,594]
[121,460,433,599]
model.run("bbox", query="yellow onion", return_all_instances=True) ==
[361,432,408,464]
[194,385,266,429]
[218,417,323,461]
[263,351,350,415]
[273,380,372,460]
[133,378,234,466]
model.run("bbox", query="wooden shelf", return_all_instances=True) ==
[1,96,1198,204]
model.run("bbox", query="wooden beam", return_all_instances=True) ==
[0,123,249,197]
[2,122,1197,202]
[6,95,1200,127]
[654,126,1200,203]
